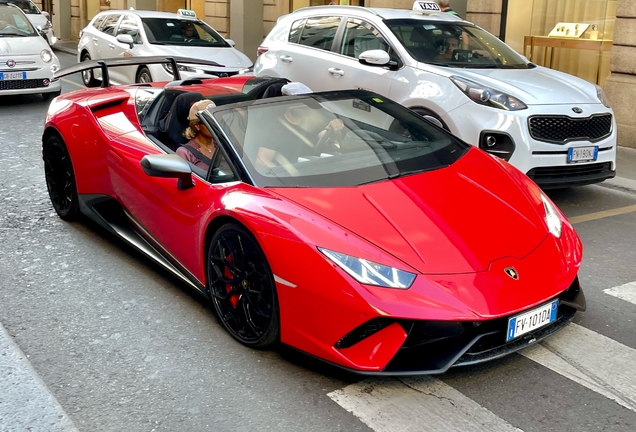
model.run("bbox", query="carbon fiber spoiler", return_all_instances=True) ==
[54,56,226,88]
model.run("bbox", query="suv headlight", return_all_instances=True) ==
[594,84,611,108]
[541,194,562,238]
[318,248,416,289]
[161,63,204,75]
[40,49,53,63]
[451,76,527,111]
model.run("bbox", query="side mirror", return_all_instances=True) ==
[116,34,135,49]
[225,38,236,47]
[422,115,444,129]
[358,49,390,66]
[42,11,49,19]
[140,154,194,190]
[36,25,46,39]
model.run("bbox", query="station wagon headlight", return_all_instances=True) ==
[541,194,562,238]
[40,49,53,63]
[318,248,416,289]
[451,76,527,111]
[594,84,611,108]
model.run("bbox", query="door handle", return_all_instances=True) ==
[328,68,345,77]
[109,43,115,49]
[92,37,98,42]
[280,55,293,63]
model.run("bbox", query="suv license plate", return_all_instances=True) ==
[568,146,598,163]
[506,300,558,342]
[0,71,26,80]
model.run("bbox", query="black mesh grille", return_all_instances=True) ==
[204,71,240,78]
[0,79,48,90]
[529,114,612,144]
[527,162,612,181]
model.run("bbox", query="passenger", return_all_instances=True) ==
[176,99,217,169]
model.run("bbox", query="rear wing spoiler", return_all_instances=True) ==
[54,56,226,88]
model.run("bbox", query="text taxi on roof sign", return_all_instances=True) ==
[412,1,442,12]
[177,9,197,18]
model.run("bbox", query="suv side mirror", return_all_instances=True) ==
[225,38,236,47]
[358,49,390,66]
[116,34,135,49]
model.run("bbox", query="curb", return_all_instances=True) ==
[52,46,77,56]
[0,323,79,432]
[600,176,636,194]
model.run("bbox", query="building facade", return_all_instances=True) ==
[36,0,635,148]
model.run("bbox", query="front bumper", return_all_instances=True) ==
[0,73,61,96]
[442,102,617,188]
[329,277,585,376]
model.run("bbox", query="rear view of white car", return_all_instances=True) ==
[77,9,252,86]
[254,1,616,188]
[0,3,61,99]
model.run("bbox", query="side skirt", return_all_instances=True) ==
[78,194,209,297]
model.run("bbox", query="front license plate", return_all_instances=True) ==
[0,71,26,80]
[567,146,598,163]
[506,300,558,342]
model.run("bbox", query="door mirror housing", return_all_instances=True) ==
[42,11,49,19]
[423,115,444,129]
[225,38,236,47]
[358,49,390,66]
[140,154,194,190]
[116,34,135,49]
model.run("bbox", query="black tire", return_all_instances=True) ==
[136,67,152,84]
[42,90,61,101]
[43,134,80,221]
[80,52,98,87]
[390,107,449,136]
[207,223,280,349]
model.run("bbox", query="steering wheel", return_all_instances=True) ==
[315,127,337,156]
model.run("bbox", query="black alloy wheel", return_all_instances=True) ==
[207,223,280,349]
[43,135,80,221]
[80,52,98,87]
[136,67,152,84]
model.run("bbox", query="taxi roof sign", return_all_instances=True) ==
[177,9,196,18]
[412,1,441,13]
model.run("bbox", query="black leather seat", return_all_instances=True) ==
[261,82,286,98]
[159,91,203,150]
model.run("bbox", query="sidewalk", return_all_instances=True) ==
[52,39,78,56]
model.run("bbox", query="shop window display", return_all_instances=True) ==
[505,0,615,86]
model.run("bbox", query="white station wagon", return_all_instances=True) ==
[77,9,252,86]
[254,1,617,188]
[0,3,61,99]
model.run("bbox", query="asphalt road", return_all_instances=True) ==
[0,51,635,432]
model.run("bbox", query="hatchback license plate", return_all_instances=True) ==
[567,146,598,163]
[506,300,558,342]
[0,71,26,80]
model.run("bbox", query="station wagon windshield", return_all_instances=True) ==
[212,91,469,187]
[141,18,229,47]
[385,19,530,69]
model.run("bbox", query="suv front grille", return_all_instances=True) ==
[529,114,612,144]
[0,79,48,90]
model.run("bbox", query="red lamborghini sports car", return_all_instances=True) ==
[43,57,585,375]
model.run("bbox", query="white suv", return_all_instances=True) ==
[254,1,617,188]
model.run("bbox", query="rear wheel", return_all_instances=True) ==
[43,134,80,221]
[136,67,152,84]
[207,223,280,349]
[80,52,98,87]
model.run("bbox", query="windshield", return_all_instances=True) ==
[0,0,39,14]
[385,19,530,69]
[0,5,36,36]
[212,91,469,187]
[140,17,229,47]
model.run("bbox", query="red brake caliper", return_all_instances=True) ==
[225,253,239,308]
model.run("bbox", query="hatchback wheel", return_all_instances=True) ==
[136,67,152,84]
[80,52,99,87]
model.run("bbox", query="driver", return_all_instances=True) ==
[181,22,196,40]
[435,34,460,62]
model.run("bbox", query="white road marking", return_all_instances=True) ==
[604,281,636,305]
[521,323,636,413]
[328,377,523,432]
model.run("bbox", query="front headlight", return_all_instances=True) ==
[594,84,611,108]
[451,76,527,111]
[541,194,562,238]
[40,49,53,63]
[161,63,204,75]
[42,20,52,31]
[318,248,416,289]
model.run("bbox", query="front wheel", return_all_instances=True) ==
[80,52,98,87]
[43,134,80,221]
[207,223,280,349]
[136,67,152,84]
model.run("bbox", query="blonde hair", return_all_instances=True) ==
[183,119,199,140]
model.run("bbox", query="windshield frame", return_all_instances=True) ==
[207,90,470,188]
[384,18,531,69]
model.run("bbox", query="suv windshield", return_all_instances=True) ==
[0,4,36,36]
[141,18,229,47]
[385,19,530,69]
[0,0,39,14]
[212,90,469,187]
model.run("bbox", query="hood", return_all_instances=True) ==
[26,14,48,27]
[271,149,548,274]
[148,45,252,70]
[428,63,601,105]
[0,36,49,56]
